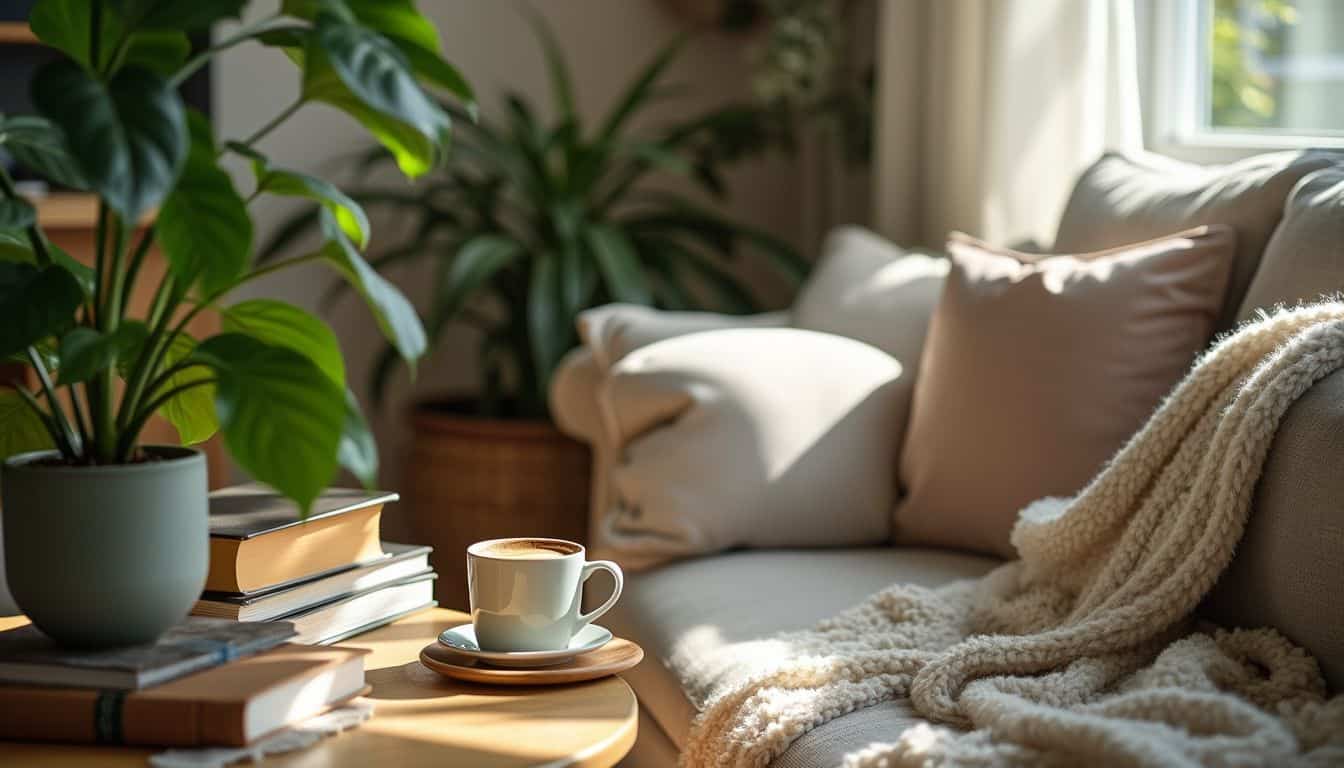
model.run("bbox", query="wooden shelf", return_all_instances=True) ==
[0,22,36,45]
[34,194,155,230]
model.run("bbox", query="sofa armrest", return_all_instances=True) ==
[593,328,907,569]
[577,304,789,370]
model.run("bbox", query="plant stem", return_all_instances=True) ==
[92,201,109,329]
[168,14,285,90]
[26,348,79,458]
[14,387,66,457]
[118,224,155,314]
[116,377,216,461]
[106,212,129,324]
[116,275,176,432]
[90,1,103,73]
[233,98,305,154]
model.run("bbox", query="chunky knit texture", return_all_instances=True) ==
[680,304,1344,767]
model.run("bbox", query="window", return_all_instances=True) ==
[1148,0,1344,156]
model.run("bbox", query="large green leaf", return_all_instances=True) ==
[597,36,685,145]
[309,13,449,146]
[293,45,440,178]
[56,323,148,385]
[242,150,369,248]
[0,388,55,462]
[318,211,427,367]
[31,62,187,221]
[338,387,377,488]
[193,333,345,513]
[157,111,250,295]
[0,261,83,359]
[147,333,219,445]
[526,251,571,399]
[0,199,35,230]
[0,115,88,190]
[0,229,95,298]
[434,234,520,329]
[222,299,345,387]
[521,7,577,129]
[29,0,189,76]
[108,0,245,30]
[585,225,652,305]
[346,0,474,104]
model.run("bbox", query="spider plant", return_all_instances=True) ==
[265,14,808,420]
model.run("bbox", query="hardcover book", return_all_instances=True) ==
[193,543,432,622]
[0,644,369,746]
[276,572,437,645]
[207,486,397,593]
[0,617,295,690]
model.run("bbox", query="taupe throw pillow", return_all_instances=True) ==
[894,227,1237,558]
[1053,150,1335,331]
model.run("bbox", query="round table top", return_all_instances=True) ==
[0,608,639,767]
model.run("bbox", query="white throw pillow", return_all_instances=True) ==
[593,328,907,569]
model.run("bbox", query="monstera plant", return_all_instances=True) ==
[0,0,468,647]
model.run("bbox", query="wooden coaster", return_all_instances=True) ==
[419,637,643,686]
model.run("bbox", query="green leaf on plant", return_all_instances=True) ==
[0,115,88,190]
[585,225,652,305]
[157,111,250,295]
[193,333,345,514]
[338,387,377,488]
[0,198,35,230]
[108,0,246,30]
[289,45,439,178]
[56,323,149,385]
[0,261,83,359]
[317,210,427,368]
[526,251,571,401]
[247,156,369,248]
[147,333,219,445]
[31,62,187,221]
[222,299,345,387]
[29,0,188,76]
[434,234,520,328]
[0,229,94,298]
[286,0,473,108]
[309,13,451,159]
[0,388,54,462]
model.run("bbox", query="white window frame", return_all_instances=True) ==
[1145,0,1344,164]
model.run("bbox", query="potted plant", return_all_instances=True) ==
[266,15,808,605]
[0,0,470,647]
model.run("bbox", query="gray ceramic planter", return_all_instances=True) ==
[1,446,208,648]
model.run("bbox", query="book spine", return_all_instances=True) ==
[0,687,228,746]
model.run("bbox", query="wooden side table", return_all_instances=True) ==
[0,608,639,767]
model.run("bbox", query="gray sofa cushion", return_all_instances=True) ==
[1201,367,1344,692]
[1236,166,1344,322]
[602,547,1000,759]
[1053,150,1336,331]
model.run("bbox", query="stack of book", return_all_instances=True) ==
[0,618,369,746]
[195,486,437,644]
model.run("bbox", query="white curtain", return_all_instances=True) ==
[872,0,1144,248]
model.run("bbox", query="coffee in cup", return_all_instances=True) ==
[467,537,623,652]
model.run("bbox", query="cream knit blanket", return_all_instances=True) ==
[680,304,1344,767]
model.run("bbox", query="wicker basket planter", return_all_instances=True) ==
[404,399,592,609]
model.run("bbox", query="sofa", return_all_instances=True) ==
[549,150,1344,766]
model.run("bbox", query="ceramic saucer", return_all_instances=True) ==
[437,623,613,668]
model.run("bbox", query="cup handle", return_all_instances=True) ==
[575,560,623,632]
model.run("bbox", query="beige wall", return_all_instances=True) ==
[214,1,806,488]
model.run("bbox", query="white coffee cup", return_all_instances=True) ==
[467,537,624,652]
